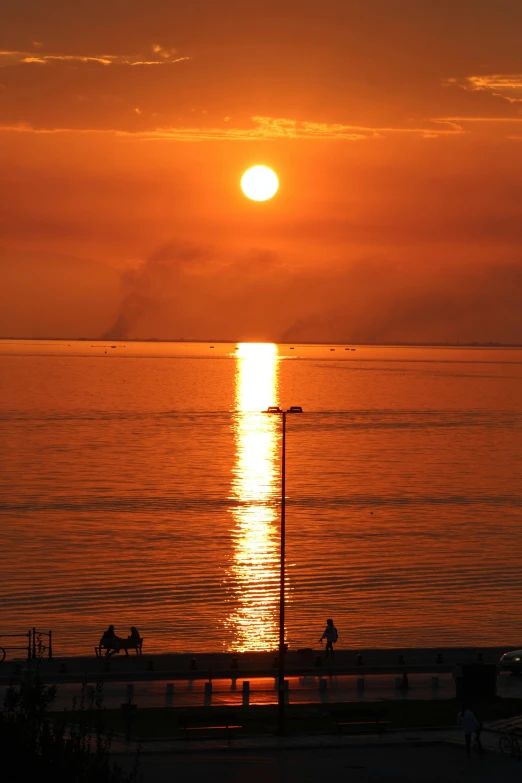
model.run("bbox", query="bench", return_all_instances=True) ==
[332,710,390,735]
[178,711,242,741]
[94,637,143,658]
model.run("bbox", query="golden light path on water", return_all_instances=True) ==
[225,343,281,651]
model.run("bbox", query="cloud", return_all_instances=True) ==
[151,44,179,60]
[21,55,114,65]
[127,58,190,66]
[0,122,110,135]
[0,116,465,141]
[245,117,462,140]
[445,74,522,104]
[437,116,522,125]
[0,47,189,68]
[134,116,370,141]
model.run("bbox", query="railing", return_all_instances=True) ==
[0,629,53,662]
[0,631,32,662]
[31,627,53,661]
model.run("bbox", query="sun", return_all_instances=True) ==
[241,166,279,202]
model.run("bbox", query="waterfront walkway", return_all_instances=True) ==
[0,645,510,681]
[3,646,521,707]
[111,723,522,783]
[121,742,522,783]
[110,723,514,754]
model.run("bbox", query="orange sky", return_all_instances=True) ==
[2,0,522,343]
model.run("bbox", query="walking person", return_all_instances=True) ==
[319,618,338,659]
[457,705,482,758]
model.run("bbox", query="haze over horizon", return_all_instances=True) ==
[2,0,522,344]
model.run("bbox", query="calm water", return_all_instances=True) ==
[1,340,521,655]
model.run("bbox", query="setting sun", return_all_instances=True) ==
[241,166,279,201]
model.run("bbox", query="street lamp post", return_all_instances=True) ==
[264,404,303,735]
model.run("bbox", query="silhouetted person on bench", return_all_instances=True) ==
[100,624,122,657]
[116,626,142,657]
[127,626,140,643]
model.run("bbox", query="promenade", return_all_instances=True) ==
[1,645,511,681]
[3,646,521,708]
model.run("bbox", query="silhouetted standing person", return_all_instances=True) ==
[319,618,338,659]
[458,705,482,757]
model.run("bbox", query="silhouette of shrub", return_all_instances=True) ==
[0,676,139,783]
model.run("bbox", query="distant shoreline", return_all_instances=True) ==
[1,338,522,349]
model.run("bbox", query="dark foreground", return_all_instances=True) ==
[121,745,522,783]
[87,698,522,738]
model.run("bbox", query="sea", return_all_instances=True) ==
[1,340,521,656]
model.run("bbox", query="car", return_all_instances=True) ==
[499,650,522,674]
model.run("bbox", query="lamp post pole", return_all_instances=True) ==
[264,405,302,736]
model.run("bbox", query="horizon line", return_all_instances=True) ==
[1,337,522,349]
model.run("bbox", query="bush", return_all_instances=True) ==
[0,675,139,783]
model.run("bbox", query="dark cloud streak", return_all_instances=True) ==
[100,241,522,344]
[100,241,213,340]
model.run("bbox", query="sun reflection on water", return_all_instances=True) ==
[225,343,280,651]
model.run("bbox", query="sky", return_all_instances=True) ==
[1,0,522,343]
